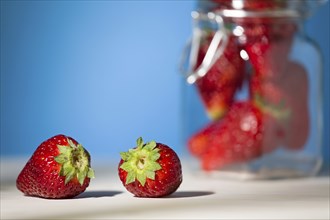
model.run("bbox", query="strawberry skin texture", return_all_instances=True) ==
[16,134,93,199]
[243,21,297,80]
[118,141,182,198]
[195,35,245,120]
[249,62,309,150]
[188,101,280,171]
[187,121,223,158]
[280,62,309,150]
[201,102,263,170]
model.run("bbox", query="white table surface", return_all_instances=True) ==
[1,157,329,219]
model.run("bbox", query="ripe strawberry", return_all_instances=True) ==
[243,21,297,80]
[195,34,245,120]
[188,101,280,171]
[118,137,182,197]
[187,120,223,158]
[280,61,309,150]
[249,61,309,150]
[248,76,289,150]
[16,134,95,199]
[249,72,291,120]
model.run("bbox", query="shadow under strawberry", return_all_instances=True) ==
[164,191,214,198]
[75,190,123,199]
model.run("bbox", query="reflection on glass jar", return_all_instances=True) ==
[180,0,326,179]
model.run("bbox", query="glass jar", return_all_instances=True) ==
[180,0,326,179]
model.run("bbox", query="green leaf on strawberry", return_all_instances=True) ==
[120,137,162,186]
[118,137,182,197]
[254,93,291,120]
[55,138,95,185]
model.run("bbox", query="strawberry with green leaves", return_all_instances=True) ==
[118,137,182,197]
[16,134,94,199]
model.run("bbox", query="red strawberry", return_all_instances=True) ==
[280,61,309,150]
[249,61,309,150]
[195,34,245,120]
[118,137,182,197]
[202,102,260,170]
[188,101,280,171]
[248,77,289,149]
[243,21,297,80]
[187,121,223,158]
[16,134,95,199]
[249,72,291,120]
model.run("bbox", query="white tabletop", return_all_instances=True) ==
[1,157,329,219]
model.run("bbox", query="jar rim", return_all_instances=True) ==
[213,9,302,19]
[197,0,328,19]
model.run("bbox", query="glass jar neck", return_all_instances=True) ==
[197,0,327,19]
[214,9,302,19]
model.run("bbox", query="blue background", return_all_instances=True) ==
[1,1,329,167]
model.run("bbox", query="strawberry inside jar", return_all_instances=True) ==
[181,0,325,178]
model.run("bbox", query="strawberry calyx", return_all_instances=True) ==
[253,93,291,120]
[120,137,162,187]
[207,104,227,121]
[54,138,95,185]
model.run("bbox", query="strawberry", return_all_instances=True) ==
[249,72,291,120]
[249,61,309,150]
[187,120,223,158]
[118,137,182,197]
[243,20,297,80]
[248,75,289,149]
[195,34,245,120]
[202,102,263,170]
[188,101,280,171]
[280,61,309,150]
[16,134,95,199]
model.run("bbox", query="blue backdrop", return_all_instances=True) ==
[1,1,329,166]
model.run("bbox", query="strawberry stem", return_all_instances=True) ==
[120,137,162,187]
[254,93,291,120]
[54,138,94,185]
